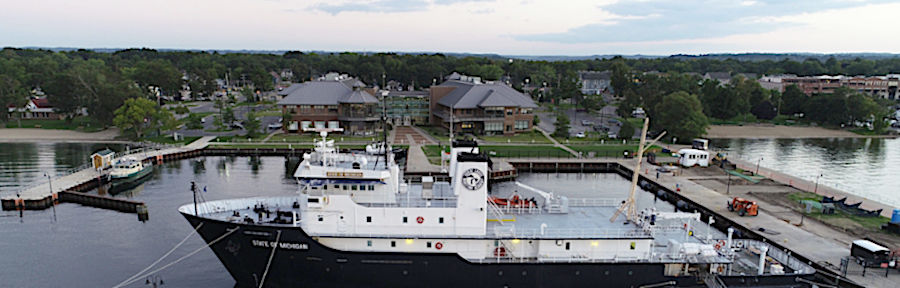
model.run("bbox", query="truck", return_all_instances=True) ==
[850,239,892,267]
[727,197,758,216]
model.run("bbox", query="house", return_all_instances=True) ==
[430,73,537,135]
[703,72,733,86]
[381,90,429,126]
[577,70,611,95]
[91,149,115,170]
[277,76,382,135]
[7,97,60,120]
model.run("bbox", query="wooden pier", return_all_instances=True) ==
[1,136,215,215]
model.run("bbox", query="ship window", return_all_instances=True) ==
[402,216,408,223]
[360,185,367,191]
[565,242,570,250]
[318,216,323,222]
[351,185,357,191]
[334,185,339,189]
[439,217,444,224]
[366,216,372,223]
[367,240,372,247]
[391,241,396,247]
[426,242,432,248]
[368,185,375,190]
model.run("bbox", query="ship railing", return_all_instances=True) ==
[489,227,651,238]
[567,198,623,207]
[360,197,459,208]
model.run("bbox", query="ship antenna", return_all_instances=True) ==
[382,90,389,169]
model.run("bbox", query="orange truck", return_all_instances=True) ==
[727,197,759,216]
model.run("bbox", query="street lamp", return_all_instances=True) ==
[44,172,56,222]
[755,157,763,175]
[814,174,824,194]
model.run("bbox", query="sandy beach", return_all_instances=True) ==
[0,128,121,142]
[705,124,892,139]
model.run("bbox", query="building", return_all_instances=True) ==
[782,75,900,100]
[430,74,537,135]
[757,74,796,92]
[7,97,59,120]
[702,72,733,86]
[381,90,429,126]
[277,76,382,135]
[577,70,611,95]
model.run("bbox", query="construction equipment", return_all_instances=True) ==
[728,197,759,217]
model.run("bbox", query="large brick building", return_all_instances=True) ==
[430,74,537,136]
[277,77,382,135]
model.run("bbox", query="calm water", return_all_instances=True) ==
[0,146,653,287]
[710,138,900,208]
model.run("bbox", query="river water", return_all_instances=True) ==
[0,139,896,287]
[0,143,659,287]
[709,138,900,208]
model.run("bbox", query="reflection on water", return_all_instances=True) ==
[710,138,900,207]
[0,142,126,196]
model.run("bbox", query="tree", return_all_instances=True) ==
[780,84,807,116]
[245,111,261,138]
[750,100,777,120]
[619,119,635,139]
[610,60,631,97]
[654,91,708,142]
[553,113,570,138]
[129,59,182,96]
[113,98,159,138]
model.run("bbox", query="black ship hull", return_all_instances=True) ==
[182,213,808,288]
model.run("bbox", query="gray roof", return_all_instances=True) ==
[277,79,374,106]
[277,83,303,96]
[339,90,379,104]
[578,70,611,80]
[704,72,732,81]
[436,80,537,109]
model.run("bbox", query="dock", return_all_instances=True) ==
[1,136,216,213]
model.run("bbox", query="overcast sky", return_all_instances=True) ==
[2,0,899,56]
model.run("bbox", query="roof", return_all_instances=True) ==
[92,149,115,157]
[704,72,732,81]
[277,79,373,106]
[31,98,52,108]
[852,240,889,252]
[578,70,611,81]
[436,80,537,109]
[277,83,303,96]
[338,90,379,104]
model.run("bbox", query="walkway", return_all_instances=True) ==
[534,127,579,157]
[392,126,437,145]
[2,136,216,202]
[405,145,443,173]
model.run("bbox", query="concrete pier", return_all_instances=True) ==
[1,136,215,212]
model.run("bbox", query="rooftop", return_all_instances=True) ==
[436,80,537,109]
[277,78,377,106]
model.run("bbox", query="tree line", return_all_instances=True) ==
[2,48,899,138]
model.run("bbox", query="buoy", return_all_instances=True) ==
[416,216,424,224]
[435,242,443,250]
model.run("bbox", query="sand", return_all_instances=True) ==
[0,128,120,142]
[705,124,889,139]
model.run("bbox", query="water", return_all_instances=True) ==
[0,144,661,287]
[0,142,126,196]
[710,138,900,208]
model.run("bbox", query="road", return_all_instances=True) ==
[172,101,281,137]
[536,105,626,138]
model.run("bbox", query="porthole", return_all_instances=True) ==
[628,270,633,276]
[522,271,527,276]
[498,270,503,276]
[604,270,610,275]
[575,271,580,276]
[325,267,330,272]
[403,270,408,276]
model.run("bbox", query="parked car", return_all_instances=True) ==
[268,122,283,129]
[581,120,593,126]
[607,132,617,139]
[607,119,622,126]
[575,132,586,138]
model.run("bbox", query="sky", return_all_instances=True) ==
[2,0,899,56]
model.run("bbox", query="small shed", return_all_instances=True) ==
[677,149,709,167]
[91,149,115,170]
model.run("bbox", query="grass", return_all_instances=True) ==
[5,117,105,132]
[144,135,201,145]
[208,143,365,150]
[786,191,822,203]
[567,144,662,157]
[809,211,891,231]
[479,130,551,144]
[256,110,283,117]
[479,145,572,158]
[417,125,451,143]
[421,145,447,158]
[266,133,378,143]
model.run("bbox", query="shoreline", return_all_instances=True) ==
[0,127,121,142]
[705,124,897,139]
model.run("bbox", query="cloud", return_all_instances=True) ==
[311,0,493,14]
[515,0,893,44]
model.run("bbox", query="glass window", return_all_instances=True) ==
[351,185,357,191]
[367,240,372,247]
[366,216,372,222]
[368,185,375,190]
[439,217,444,224]
[402,216,408,223]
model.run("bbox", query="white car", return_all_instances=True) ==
[268,122,283,129]
[574,132,586,138]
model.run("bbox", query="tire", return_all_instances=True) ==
[727,203,734,212]
[738,209,746,216]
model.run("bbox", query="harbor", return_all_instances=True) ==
[1,139,899,287]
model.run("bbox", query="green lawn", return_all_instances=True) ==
[421,145,447,158]
[144,135,201,145]
[5,117,105,132]
[480,130,551,144]
[808,211,891,231]
[479,145,571,158]
[567,144,662,157]
[417,125,451,142]
[208,143,365,150]
[266,133,378,143]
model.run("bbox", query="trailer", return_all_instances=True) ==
[850,239,891,267]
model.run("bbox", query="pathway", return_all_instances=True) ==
[534,127,579,157]
[405,145,443,173]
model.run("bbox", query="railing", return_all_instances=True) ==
[568,198,623,207]
[488,227,650,238]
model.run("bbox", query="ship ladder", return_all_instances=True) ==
[112,224,239,288]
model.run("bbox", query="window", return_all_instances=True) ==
[426,242,432,248]
[368,185,375,191]
[439,217,444,224]
[391,241,396,247]
[565,242,570,250]
[485,122,503,132]
[366,216,372,223]
[515,120,529,130]
[351,185,357,191]
[506,109,514,116]
[333,185,340,189]
[402,216,408,223]
[342,185,348,190]
[318,216,323,222]
[630,242,636,250]
[367,240,372,247]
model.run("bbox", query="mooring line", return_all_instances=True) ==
[258,230,282,288]
[114,223,204,287]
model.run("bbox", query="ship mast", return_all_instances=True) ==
[611,117,665,223]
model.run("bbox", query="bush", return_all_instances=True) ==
[174,105,190,115]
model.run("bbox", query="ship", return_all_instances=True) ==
[180,131,817,287]
[108,157,154,194]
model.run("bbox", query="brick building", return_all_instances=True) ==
[430,74,536,135]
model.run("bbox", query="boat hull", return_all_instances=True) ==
[109,165,153,194]
[182,213,717,288]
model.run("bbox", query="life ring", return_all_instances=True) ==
[714,243,722,250]
[416,216,424,224]
[435,242,443,250]
[718,240,726,249]
[493,247,507,257]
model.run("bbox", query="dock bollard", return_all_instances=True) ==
[136,204,149,222]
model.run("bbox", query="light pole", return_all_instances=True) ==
[44,172,56,222]
[726,172,732,195]
[814,174,823,194]
[755,157,763,175]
